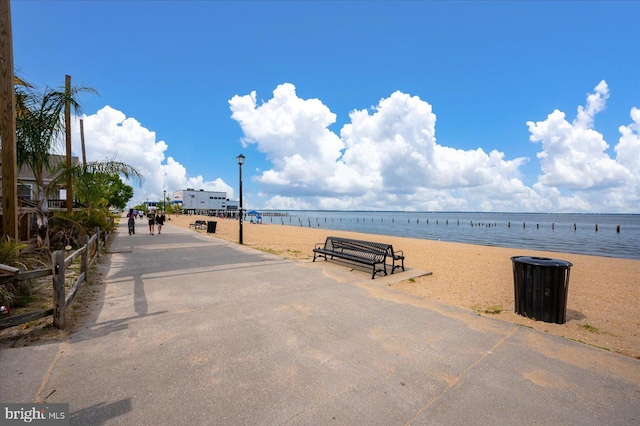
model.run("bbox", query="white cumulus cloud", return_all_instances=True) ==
[527,80,633,191]
[230,84,532,211]
[71,106,233,205]
[230,81,638,212]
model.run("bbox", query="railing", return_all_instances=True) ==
[15,198,86,210]
[0,227,109,330]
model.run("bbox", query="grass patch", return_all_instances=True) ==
[580,324,600,334]
[570,337,610,352]
[473,304,503,315]
[256,247,281,255]
[17,294,33,308]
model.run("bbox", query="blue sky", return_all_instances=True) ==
[11,1,640,212]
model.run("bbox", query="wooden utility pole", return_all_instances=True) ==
[65,74,72,214]
[80,118,86,165]
[0,0,18,239]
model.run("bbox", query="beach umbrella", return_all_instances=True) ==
[247,210,261,215]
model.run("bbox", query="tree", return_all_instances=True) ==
[14,80,96,248]
[104,175,134,210]
[54,159,142,210]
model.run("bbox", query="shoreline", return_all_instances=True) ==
[164,214,640,359]
[257,211,640,260]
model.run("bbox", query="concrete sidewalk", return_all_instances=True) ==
[1,218,639,425]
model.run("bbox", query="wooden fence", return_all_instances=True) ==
[0,227,109,330]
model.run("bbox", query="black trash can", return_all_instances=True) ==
[511,256,572,324]
[207,221,217,233]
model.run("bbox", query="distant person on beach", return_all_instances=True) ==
[127,208,136,235]
[147,209,156,235]
[155,210,166,234]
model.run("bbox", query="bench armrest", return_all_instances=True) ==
[393,250,404,258]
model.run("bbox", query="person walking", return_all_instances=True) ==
[155,210,166,234]
[127,208,136,235]
[147,209,156,235]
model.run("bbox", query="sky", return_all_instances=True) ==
[10,1,640,213]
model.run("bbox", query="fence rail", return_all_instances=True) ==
[0,228,108,331]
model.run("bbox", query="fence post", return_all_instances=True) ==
[81,234,89,280]
[95,226,101,258]
[52,250,66,329]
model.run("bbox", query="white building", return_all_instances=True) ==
[172,188,239,216]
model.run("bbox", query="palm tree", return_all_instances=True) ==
[14,80,97,248]
[53,158,143,210]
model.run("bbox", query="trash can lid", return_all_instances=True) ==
[511,256,572,267]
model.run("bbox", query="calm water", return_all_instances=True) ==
[260,211,640,260]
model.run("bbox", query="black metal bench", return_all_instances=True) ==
[312,236,405,279]
[189,220,206,230]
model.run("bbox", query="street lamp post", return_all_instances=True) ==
[163,190,167,212]
[237,154,245,244]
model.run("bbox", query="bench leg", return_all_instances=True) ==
[312,252,327,262]
[371,265,387,279]
[390,257,405,274]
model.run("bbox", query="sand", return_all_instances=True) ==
[165,214,640,359]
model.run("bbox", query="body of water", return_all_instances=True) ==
[258,211,640,260]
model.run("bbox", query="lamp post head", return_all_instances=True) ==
[237,154,245,166]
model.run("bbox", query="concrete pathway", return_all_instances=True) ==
[1,219,639,425]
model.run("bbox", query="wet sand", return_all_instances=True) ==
[164,214,640,359]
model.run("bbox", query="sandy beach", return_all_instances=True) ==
[165,214,640,359]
